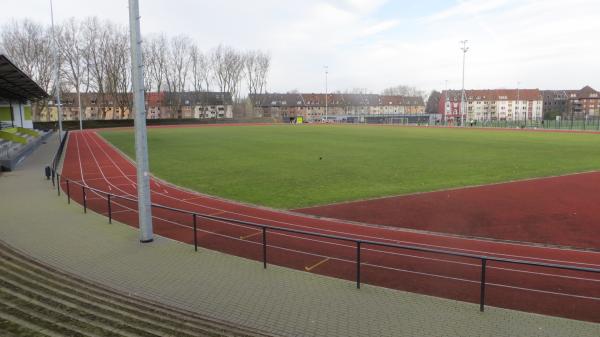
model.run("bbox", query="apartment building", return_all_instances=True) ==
[38,91,233,121]
[249,93,425,122]
[564,86,600,118]
[439,89,543,122]
[148,92,233,119]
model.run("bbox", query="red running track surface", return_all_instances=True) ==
[59,130,600,322]
[295,171,600,250]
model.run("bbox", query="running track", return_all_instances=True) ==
[59,130,600,322]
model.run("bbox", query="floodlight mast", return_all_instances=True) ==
[517,81,521,125]
[128,0,154,243]
[50,0,63,137]
[460,40,469,127]
[324,66,328,123]
[78,90,83,130]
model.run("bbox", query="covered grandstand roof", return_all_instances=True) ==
[0,54,48,102]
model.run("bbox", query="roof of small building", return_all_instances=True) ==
[164,91,233,105]
[542,86,600,100]
[0,54,48,102]
[443,89,542,101]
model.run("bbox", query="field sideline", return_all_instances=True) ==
[100,124,600,209]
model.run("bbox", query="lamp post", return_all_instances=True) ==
[517,81,521,126]
[444,80,448,125]
[324,66,328,123]
[78,89,83,130]
[50,0,63,136]
[460,40,469,127]
[128,0,154,243]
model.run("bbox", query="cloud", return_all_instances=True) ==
[1,0,599,93]
[422,0,513,23]
[359,20,400,37]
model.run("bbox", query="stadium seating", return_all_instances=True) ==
[0,241,267,337]
[0,128,50,170]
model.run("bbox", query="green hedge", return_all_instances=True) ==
[33,118,278,130]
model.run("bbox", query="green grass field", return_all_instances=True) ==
[100,125,600,209]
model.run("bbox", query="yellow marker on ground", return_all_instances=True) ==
[304,257,330,272]
[240,231,262,240]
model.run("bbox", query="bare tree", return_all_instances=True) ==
[0,19,54,120]
[165,35,191,92]
[59,18,88,124]
[382,85,425,98]
[344,88,370,94]
[244,50,270,96]
[255,51,270,95]
[142,38,155,92]
[82,17,109,118]
[211,45,244,101]
[164,35,191,118]
[102,22,130,119]
[146,34,168,94]
[2,17,273,121]
[189,43,210,92]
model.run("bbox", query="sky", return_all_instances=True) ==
[2,0,600,94]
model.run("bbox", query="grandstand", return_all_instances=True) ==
[0,241,270,337]
[0,54,51,171]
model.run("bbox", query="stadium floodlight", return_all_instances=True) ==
[517,81,521,125]
[50,0,63,137]
[128,0,154,243]
[460,40,469,127]
[78,90,83,131]
[324,66,328,123]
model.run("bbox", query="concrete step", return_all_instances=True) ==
[0,291,100,337]
[0,314,54,337]
[0,267,200,337]
[0,257,214,336]
[0,242,272,337]
[0,251,239,337]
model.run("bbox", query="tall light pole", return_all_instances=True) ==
[516,81,521,125]
[78,89,83,130]
[444,80,448,124]
[324,66,328,123]
[128,0,153,243]
[50,0,63,136]
[460,40,469,127]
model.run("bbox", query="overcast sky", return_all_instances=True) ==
[3,0,600,94]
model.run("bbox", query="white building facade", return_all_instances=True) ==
[441,89,543,122]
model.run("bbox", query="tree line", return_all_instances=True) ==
[0,18,270,119]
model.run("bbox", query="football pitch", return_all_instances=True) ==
[100,125,600,209]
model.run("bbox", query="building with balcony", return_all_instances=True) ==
[38,91,233,121]
[249,93,425,122]
[439,89,543,123]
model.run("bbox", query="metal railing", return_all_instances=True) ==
[51,133,600,314]
[51,130,68,187]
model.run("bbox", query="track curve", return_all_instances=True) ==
[59,129,600,322]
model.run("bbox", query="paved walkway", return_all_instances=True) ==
[1,134,599,337]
